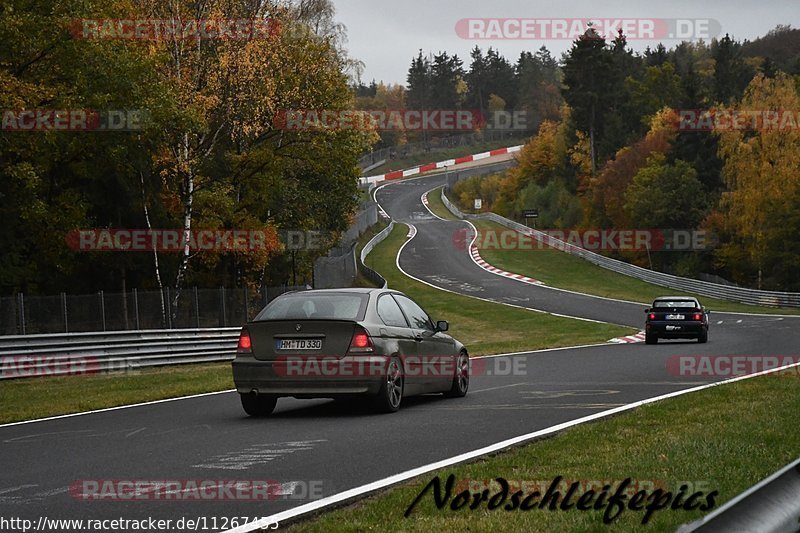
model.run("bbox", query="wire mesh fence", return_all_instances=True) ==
[0,285,308,335]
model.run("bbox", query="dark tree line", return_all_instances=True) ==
[404,46,562,131]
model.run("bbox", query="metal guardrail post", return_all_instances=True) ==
[98,290,106,331]
[220,286,227,327]
[133,288,140,330]
[61,292,68,333]
[164,287,172,329]
[17,293,26,335]
[243,286,248,323]
[194,286,200,328]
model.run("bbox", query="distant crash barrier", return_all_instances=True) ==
[0,328,240,380]
[441,187,800,309]
[359,221,394,289]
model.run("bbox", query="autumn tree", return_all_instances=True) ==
[714,72,800,289]
[588,108,676,227]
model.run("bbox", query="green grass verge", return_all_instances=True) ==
[424,186,457,221]
[292,370,800,531]
[365,224,633,356]
[370,138,528,174]
[472,220,800,315]
[0,362,232,424]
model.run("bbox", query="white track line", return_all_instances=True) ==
[420,188,446,221]
[227,358,800,532]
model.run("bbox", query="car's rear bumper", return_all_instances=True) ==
[232,354,388,397]
[646,321,706,338]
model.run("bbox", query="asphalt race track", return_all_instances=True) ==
[1,173,797,531]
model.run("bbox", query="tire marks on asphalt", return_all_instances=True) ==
[192,440,327,471]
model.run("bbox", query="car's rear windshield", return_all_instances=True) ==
[653,300,699,308]
[255,293,369,321]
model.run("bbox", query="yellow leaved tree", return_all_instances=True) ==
[715,72,800,289]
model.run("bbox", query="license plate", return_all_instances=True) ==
[666,314,685,320]
[276,339,322,351]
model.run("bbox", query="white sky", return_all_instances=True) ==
[332,0,800,85]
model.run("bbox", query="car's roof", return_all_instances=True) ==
[280,288,389,296]
[654,296,699,301]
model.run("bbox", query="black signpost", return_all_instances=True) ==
[522,209,539,228]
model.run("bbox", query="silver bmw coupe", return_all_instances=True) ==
[232,288,469,415]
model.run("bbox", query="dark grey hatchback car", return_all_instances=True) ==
[232,288,469,415]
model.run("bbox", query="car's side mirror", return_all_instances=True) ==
[435,320,449,332]
[644,308,652,313]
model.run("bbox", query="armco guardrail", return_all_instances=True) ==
[358,221,395,289]
[441,187,800,308]
[0,328,241,379]
[677,457,800,532]
[0,222,399,380]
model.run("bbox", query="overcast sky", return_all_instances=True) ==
[332,0,800,85]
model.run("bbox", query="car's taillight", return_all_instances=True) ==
[649,313,656,320]
[348,327,373,353]
[693,313,702,321]
[237,328,252,353]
